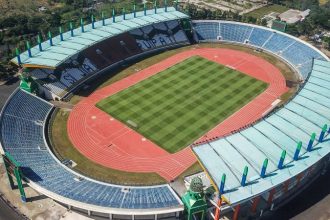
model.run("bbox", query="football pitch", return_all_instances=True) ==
[96,56,268,153]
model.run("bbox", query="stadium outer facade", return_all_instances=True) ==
[192,20,330,219]
[0,6,329,220]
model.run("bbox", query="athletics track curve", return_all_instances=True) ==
[67,48,289,181]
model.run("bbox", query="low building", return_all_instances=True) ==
[279,9,310,24]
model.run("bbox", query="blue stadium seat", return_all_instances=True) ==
[248,28,273,47]
[220,22,253,43]
[263,33,295,53]
[192,21,327,79]
[193,22,220,41]
[0,89,181,210]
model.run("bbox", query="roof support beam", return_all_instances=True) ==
[102,12,105,26]
[26,41,32,58]
[277,150,286,169]
[48,31,53,46]
[38,35,42,51]
[318,124,327,142]
[70,22,74,37]
[307,132,316,151]
[112,8,116,23]
[241,166,248,186]
[260,158,268,178]
[92,15,95,29]
[81,18,85,33]
[59,26,64,41]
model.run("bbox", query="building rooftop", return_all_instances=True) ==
[279,9,310,24]
[11,7,189,69]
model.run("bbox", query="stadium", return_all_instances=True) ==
[0,3,330,220]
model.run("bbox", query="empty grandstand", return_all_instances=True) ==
[193,20,326,78]
[0,89,183,218]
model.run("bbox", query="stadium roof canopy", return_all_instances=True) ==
[11,7,189,69]
[193,59,330,205]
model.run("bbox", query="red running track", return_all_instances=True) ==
[67,48,288,181]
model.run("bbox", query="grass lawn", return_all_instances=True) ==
[97,56,268,153]
[246,4,289,19]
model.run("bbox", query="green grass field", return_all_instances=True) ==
[97,56,268,153]
[246,4,289,19]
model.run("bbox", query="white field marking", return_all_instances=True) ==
[193,58,272,140]
[226,65,236,69]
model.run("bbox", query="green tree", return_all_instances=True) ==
[261,18,268,26]
[323,36,330,49]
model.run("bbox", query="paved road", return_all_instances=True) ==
[0,77,19,108]
[0,196,22,220]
